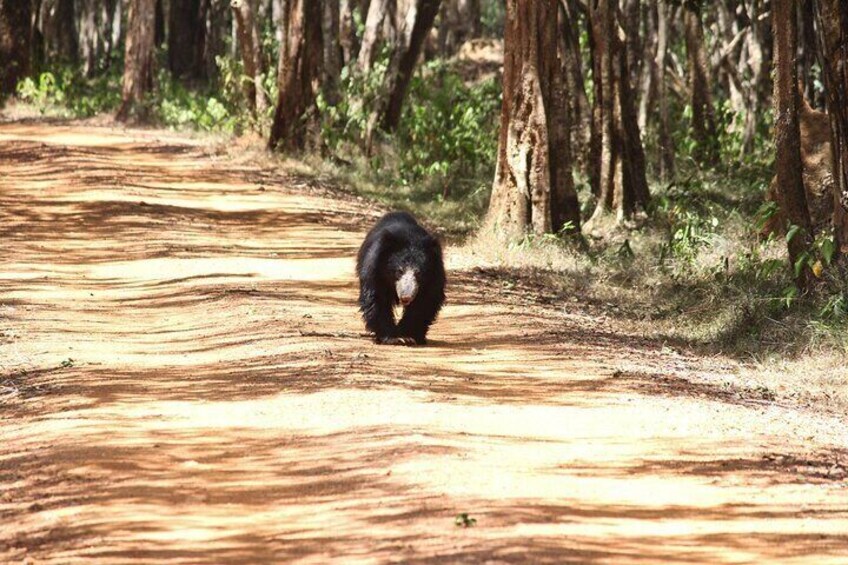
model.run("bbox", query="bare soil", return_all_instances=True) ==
[1,122,847,564]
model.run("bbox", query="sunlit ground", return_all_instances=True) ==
[1,123,847,563]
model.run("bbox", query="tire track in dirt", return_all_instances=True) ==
[1,123,847,564]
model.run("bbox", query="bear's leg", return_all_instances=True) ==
[360,288,400,343]
[397,289,442,345]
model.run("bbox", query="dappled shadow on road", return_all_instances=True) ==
[2,123,847,563]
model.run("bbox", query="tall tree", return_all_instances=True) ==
[117,0,156,121]
[814,0,848,258]
[560,0,592,174]
[380,0,441,130]
[654,0,673,180]
[0,0,32,98]
[773,0,813,288]
[169,0,206,79]
[355,0,441,152]
[486,0,580,237]
[357,0,396,73]
[79,0,121,76]
[269,0,323,151]
[683,0,718,164]
[53,0,80,64]
[322,0,343,104]
[232,0,268,116]
[586,0,649,226]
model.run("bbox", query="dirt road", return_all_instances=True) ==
[1,122,847,563]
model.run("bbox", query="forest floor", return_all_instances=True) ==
[1,121,847,564]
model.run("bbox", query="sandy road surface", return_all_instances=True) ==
[1,122,847,563]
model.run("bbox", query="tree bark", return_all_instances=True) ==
[322,0,343,104]
[560,0,591,175]
[380,0,441,131]
[79,0,121,76]
[552,1,581,233]
[53,0,79,64]
[617,16,650,215]
[587,0,649,226]
[486,0,580,238]
[116,0,156,122]
[232,0,268,115]
[0,0,32,97]
[169,0,206,79]
[268,0,323,152]
[683,0,718,164]
[655,0,673,180]
[340,0,368,65]
[814,0,848,257]
[357,0,396,73]
[773,0,813,288]
[589,0,616,218]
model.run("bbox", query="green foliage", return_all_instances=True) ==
[480,1,505,36]
[16,72,66,110]
[655,183,721,265]
[16,69,122,117]
[454,513,477,527]
[154,68,236,131]
[317,51,392,151]
[397,60,501,190]
[316,56,500,233]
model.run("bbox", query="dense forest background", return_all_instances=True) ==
[2,0,848,356]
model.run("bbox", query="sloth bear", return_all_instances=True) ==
[356,211,445,345]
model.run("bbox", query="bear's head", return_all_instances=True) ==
[381,238,440,307]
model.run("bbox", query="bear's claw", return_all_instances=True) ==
[377,336,417,346]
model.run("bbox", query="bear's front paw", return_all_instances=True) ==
[377,336,416,346]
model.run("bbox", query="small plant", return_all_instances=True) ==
[16,72,67,113]
[454,513,477,527]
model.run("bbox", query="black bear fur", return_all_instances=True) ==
[356,212,446,345]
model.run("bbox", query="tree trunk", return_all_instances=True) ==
[340,0,368,65]
[116,0,156,122]
[636,1,655,132]
[322,0,342,104]
[357,0,396,73]
[486,0,579,238]
[201,0,228,81]
[617,17,650,214]
[232,0,268,116]
[560,0,591,176]
[683,0,718,164]
[799,0,818,105]
[773,0,813,288]
[169,0,206,79]
[52,0,79,64]
[587,0,649,227]
[0,0,32,97]
[552,1,580,234]
[588,0,617,219]
[655,0,673,180]
[814,0,848,257]
[79,0,121,76]
[268,0,323,152]
[380,0,441,131]
[155,0,165,46]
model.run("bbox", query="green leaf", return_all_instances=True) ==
[786,224,801,244]
[793,251,811,278]
[821,237,836,265]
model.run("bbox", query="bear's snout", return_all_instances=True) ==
[396,268,418,306]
